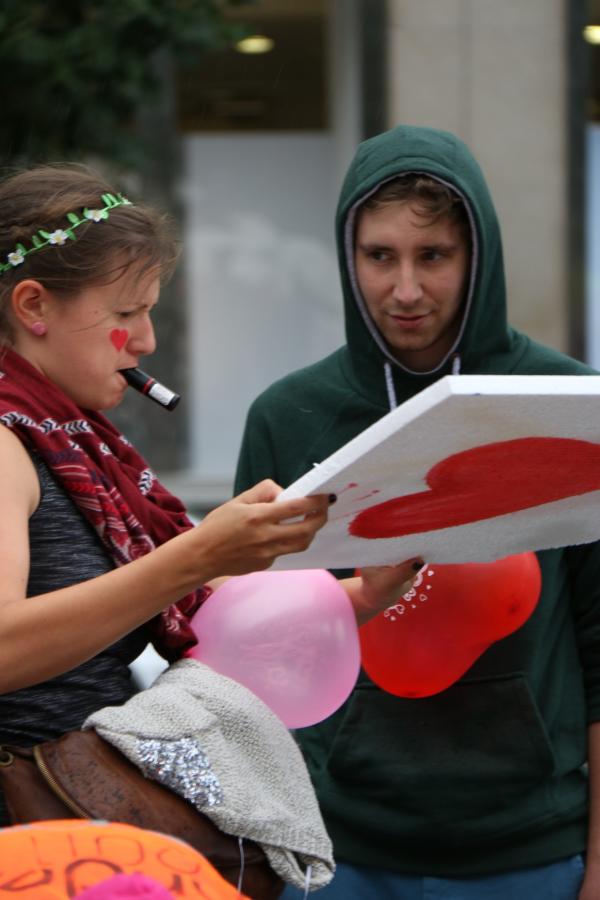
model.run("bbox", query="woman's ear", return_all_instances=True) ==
[10,279,51,332]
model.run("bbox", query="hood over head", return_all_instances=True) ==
[336,124,524,404]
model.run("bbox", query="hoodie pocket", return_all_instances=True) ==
[324,674,558,844]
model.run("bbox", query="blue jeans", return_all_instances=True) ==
[281,855,585,899]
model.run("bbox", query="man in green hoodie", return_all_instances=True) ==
[234,125,599,899]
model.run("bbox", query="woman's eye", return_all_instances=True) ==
[118,310,135,319]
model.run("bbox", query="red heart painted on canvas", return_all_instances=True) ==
[359,552,541,697]
[349,436,600,539]
[110,328,129,351]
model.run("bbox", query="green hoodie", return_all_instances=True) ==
[234,125,600,875]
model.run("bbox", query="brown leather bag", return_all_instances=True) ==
[0,730,283,900]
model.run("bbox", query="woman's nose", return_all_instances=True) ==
[128,315,156,355]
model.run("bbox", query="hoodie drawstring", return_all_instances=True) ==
[384,361,398,411]
[384,355,462,411]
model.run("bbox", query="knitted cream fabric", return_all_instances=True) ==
[85,658,334,890]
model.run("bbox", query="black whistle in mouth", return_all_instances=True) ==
[120,367,181,411]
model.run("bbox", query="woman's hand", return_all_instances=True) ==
[342,559,424,625]
[196,480,330,578]
[0,461,328,692]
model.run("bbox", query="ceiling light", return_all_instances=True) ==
[584,25,600,44]
[235,34,275,54]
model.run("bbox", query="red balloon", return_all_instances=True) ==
[359,552,541,698]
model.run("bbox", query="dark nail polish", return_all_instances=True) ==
[412,560,425,572]
[328,493,337,504]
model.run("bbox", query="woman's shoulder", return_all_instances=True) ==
[0,423,40,515]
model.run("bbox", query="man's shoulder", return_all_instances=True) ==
[510,333,597,376]
[248,347,348,413]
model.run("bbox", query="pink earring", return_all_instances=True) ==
[30,321,47,337]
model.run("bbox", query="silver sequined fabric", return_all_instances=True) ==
[136,736,224,808]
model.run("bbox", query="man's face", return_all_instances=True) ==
[354,200,470,371]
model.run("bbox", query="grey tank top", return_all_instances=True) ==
[0,453,149,822]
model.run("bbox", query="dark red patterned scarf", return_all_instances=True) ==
[0,348,207,660]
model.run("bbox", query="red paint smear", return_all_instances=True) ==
[349,436,600,539]
[335,482,359,497]
[354,489,381,502]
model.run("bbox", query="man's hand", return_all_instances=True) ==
[342,559,424,625]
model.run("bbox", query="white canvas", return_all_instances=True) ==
[273,375,600,568]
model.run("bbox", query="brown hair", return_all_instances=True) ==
[0,163,179,343]
[360,174,470,235]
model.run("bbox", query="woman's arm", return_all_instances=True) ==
[0,425,329,693]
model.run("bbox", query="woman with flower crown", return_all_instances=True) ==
[0,163,418,829]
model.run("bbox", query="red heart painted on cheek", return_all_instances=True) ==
[359,552,541,697]
[110,328,129,352]
[349,436,600,539]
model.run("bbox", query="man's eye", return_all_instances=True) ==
[118,310,135,319]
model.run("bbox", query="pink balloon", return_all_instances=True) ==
[187,570,360,728]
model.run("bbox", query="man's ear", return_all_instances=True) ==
[10,279,51,331]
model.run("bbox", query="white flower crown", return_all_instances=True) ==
[0,192,132,276]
